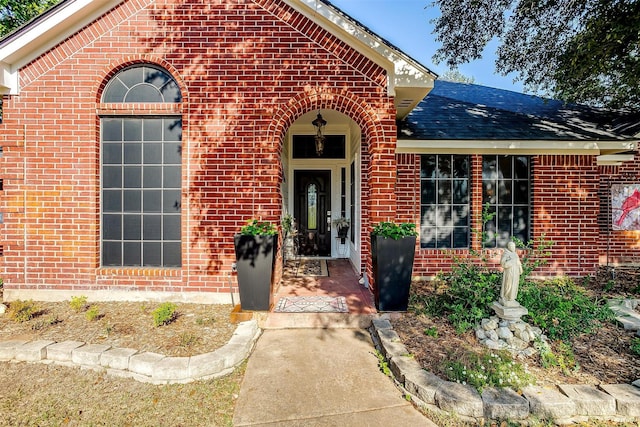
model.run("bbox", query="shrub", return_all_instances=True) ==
[425,205,552,333]
[240,219,277,236]
[69,295,88,312]
[371,221,418,239]
[7,299,39,323]
[630,338,640,356]
[535,340,579,373]
[438,261,500,333]
[441,349,533,392]
[519,277,615,341]
[85,305,100,321]
[152,302,178,327]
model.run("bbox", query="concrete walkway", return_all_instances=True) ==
[233,328,436,426]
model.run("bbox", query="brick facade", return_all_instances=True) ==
[398,153,639,279]
[0,0,397,300]
[0,0,638,302]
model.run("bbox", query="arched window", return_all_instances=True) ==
[101,65,182,267]
[102,65,182,103]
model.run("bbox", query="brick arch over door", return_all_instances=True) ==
[267,87,399,284]
[267,88,387,156]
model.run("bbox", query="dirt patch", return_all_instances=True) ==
[0,300,236,357]
[392,269,640,388]
[0,296,242,426]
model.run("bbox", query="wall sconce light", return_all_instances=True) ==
[312,111,327,156]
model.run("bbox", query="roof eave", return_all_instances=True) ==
[285,0,436,118]
[0,0,124,95]
[396,139,638,157]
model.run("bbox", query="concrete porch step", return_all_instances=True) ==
[256,312,376,329]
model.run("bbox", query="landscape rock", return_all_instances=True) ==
[482,387,530,420]
[129,352,166,377]
[47,341,85,362]
[72,344,112,366]
[523,385,576,420]
[15,340,55,361]
[403,369,443,405]
[100,347,138,370]
[435,381,484,418]
[497,326,513,339]
[0,340,28,360]
[600,383,640,417]
[558,384,616,416]
[0,303,6,314]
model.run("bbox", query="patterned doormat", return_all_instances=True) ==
[296,259,329,277]
[274,296,348,313]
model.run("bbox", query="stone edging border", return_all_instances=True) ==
[0,320,261,385]
[369,317,640,424]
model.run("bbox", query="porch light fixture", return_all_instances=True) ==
[312,111,327,156]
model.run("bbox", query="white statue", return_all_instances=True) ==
[499,241,523,307]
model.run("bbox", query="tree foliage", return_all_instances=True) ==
[439,69,475,84]
[431,0,640,109]
[0,0,60,38]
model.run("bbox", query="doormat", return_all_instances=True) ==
[274,296,348,313]
[297,259,329,277]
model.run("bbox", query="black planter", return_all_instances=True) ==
[337,225,349,244]
[234,234,278,311]
[371,234,416,311]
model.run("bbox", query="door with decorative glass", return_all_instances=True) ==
[293,170,331,256]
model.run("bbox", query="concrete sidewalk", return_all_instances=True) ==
[233,329,436,426]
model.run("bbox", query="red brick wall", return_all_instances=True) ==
[0,0,397,297]
[598,151,640,266]
[401,154,623,279]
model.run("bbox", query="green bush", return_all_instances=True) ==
[69,295,88,312]
[85,305,100,321]
[631,338,640,356]
[534,339,579,373]
[7,299,39,323]
[152,302,178,327]
[519,277,614,341]
[240,219,277,236]
[438,261,500,333]
[371,222,418,239]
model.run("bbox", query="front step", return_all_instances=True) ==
[256,312,376,329]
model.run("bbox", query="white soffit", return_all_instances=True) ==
[0,0,124,94]
[396,139,638,156]
[286,0,435,118]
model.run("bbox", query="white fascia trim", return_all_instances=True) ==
[0,61,17,94]
[285,0,436,96]
[396,139,638,155]
[597,154,637,166]
[0,0,124,95]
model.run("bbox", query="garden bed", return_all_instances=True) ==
[391,267,640,389]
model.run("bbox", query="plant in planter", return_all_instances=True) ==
[233,219,278,311]
[332,216,350,240]
[281,214,296,263]
[371,221,418,311]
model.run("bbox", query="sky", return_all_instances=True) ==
[329,0,525,93]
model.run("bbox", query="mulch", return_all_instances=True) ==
[392,268,640,387]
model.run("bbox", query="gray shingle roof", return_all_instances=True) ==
[399,81,640,141]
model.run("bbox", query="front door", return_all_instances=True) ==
[294,170,331,256]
